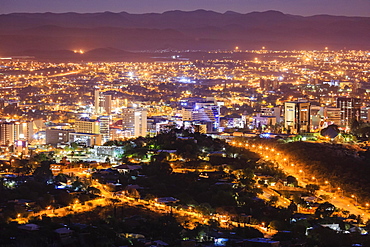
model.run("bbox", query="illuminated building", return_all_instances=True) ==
[94,90,112,115]
[75,117,110,142]
[0,121,34,146]
[360,106,370,122]
[178,97,220,132]
[98,116,110,142]
[284,101,310,134]
[310,106,341,130]
[260,106,281,123]
[220,114,246,129]
[122,108,147,137]
[324,107,341,126]
[75,118,100,134]
[252,113,276,130]
[69,133,102,146]
[336,97,361,127]
[45,129,74,146]
[0,122,15,146]
[260,79,279,91]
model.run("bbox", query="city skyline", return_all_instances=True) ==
[2,0,370,17]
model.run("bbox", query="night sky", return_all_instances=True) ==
[1,0,370,17]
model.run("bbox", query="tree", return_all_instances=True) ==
[315,202,335,218]
[55,173,70,183]
[87,186,101,195]
[33,161,53,183]
[306,184,320,194]
[269,196,279,206]
[286,175,298,186]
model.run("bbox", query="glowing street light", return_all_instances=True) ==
[325,181,331,192]
[337,187,344,197]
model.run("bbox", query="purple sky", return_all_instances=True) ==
[2,0,370,17]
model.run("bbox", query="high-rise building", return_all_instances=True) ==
[310,106,341,131]
[260,79,279,91]
[94,90,112,115]
[98,116,110,142]
[360,106,370,122]
[336,97,361,127]
[0,121,35,146]
[75,118,100,134]
[103,95,112,115]
[122,108,147,137]
[192,102,220,130]
[0,122,15,146]
[324,107,341,126]
[75,117,110,142]
[284,101,310,134]
[260,106,281,123]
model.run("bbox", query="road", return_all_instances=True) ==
[231,141,370,221]
[15,179,276,238]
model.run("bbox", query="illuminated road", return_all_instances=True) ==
[15,178,276,238]
[231,141,370,221]
[48,70,82,78]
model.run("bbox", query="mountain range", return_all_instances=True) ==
[0,10,369,60]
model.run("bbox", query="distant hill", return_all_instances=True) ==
[1,10,370,58]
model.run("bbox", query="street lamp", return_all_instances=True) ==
[325,181,331,193]
[337,187,344,197]
[351,195,358,206]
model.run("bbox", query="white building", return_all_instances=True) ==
[284,101,310,134]
[75,117,110,143]
[94,90,112,115]
[0,121,35,146]
[122,108,147,137]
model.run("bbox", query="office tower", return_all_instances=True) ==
[75,117,110,142]
[336,97,361,127]
[122,108,147,137]
[360,106,370,122]
[46,129,74,146]
[324,107,341,126]
[0,122,15,146]
[260,106,281,123]
[260,79,279,91]
[75,118,100,134]
[103,95,112,115]
[94,90,112,115]
[193,102,220,129]
[284,101,310,134]
[0,121,35,146]
[98,116,110,142]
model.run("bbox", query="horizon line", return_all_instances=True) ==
[0,9,369,18]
